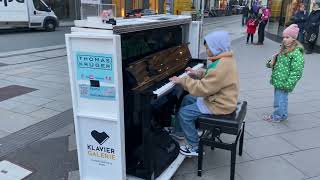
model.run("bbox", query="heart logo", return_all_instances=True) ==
[91,130,109,145]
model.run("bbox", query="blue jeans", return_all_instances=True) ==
[272,89,288,121]
[175,95,204,148]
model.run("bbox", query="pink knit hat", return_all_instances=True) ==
[283,24,300,39]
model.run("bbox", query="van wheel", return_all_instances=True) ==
[44,20,56,32]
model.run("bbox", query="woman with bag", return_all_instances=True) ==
[305,0,320,54]
[264,24,305,122]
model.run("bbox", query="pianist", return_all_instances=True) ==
[169,31,239,156]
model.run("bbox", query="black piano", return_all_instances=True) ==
[120,25,205,179]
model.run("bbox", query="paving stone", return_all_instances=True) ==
[0,108,40,133]
[288,101,320,116]
[281,127,320,150]
[10,95,53,106]
[43,100,72,112]
[173,166,243,180]
[0,85,37,102]
[245,120,293,138]
[68,133,77,152]
[200,147,253,170]
[305,176,320,180]
[41,123,74,141]
[0,100,25,110]
[27,88,63,99]
[311,112,320,118]
[236,156,306,180]
[32,49,67,58]
[244,135,299,159]
[0,130,9,138]
[284,114,320,131]
[10,103,42,114]
[68,170,80,180]
[282,148,320,178]
[0,54,44,65]
[174,157,197,176]
[28,108,60,120]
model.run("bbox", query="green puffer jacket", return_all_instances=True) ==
[270,44,304,92]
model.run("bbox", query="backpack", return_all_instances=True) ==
[126,129,180,179]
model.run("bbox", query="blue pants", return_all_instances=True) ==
[272,89,288,121]
[175,95,206,148]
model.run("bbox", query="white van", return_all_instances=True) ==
[0,0,59,31]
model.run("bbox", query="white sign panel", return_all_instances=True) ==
[81,0,101,4]
[78,117,123,179]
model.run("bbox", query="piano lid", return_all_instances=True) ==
[126,43,192,91]
[74,15,192,34]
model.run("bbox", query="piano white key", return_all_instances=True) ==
[153,63,204,97]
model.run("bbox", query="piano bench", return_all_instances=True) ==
[197,101,247,180]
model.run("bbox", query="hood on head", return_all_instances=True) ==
[204,31,231,56]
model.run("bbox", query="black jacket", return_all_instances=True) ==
[294,10,308,31]
[243,6,249,17]
[306,9,320,33]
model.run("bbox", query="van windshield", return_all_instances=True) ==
[33,0,49,11]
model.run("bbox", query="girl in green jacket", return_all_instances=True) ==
[265,24,305,122]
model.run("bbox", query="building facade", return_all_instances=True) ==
[267,0,320,50]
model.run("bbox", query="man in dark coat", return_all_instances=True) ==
[305,1,320,54]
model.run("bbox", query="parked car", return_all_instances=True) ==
[125,9,157,18]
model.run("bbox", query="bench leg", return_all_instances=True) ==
[198,140,203,176]
[239,122,245,156]
[230,146,237,180]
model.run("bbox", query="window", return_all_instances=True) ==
[33,0,49,11]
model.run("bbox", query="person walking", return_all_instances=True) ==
[294,3,309,43]
[242,5,250,26]
[305,0,320,54]
[264,24,305,122]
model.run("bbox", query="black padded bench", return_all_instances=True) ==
[197,101,247,180]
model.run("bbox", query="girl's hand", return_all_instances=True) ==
[169,76,180,84]
[185,67,199,78]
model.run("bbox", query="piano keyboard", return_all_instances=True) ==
[153,63,204,97]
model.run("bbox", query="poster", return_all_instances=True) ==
[79,84,116,100]
[76,52,114,84]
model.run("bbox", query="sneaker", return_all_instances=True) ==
[180,144,198,157]
[263,115,281,123]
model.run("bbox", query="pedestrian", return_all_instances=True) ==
[242,5,250,26]
[246,15,259,44]
[264,24,305,122]
[294,3,309,43]
[305,0,320,54]
[169,31,239,156]
[256,7,270,45]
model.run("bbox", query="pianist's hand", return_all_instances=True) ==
[185,67,198,78]
[169,76,180,84]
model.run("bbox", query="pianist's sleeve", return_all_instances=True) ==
[177,61,230,97]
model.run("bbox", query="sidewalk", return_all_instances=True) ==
[0,20,320,180]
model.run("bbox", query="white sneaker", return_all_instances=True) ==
[180,144,198,157]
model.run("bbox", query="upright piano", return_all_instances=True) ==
[67,15,204,180]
